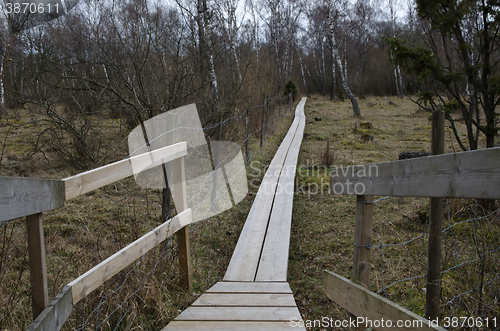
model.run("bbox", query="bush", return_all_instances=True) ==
[284,80,298,101]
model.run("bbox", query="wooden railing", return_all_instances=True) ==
[326,112,500,330]
[0,141,194,331]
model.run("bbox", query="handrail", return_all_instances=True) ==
[330,147,500,199]
[0,142,188,224]
[68,209,192,304]
[0,141,191,331]
[27,209,193,331]
[63,141,188,200]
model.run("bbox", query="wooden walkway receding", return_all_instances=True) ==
[163,97,307,330]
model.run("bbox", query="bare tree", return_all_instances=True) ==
[388,0,404,98]
[328,0,361,116]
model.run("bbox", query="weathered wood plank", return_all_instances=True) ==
[206,282,292,294]
[322,270,446,331]
[256,98,306,281]
[175,306,302,321]
[192,293,297,307]
[163,321,305,330]
[224,111,300,281]
[330,147,500,199]
[26,285,73,331]
[26,213,49,319]
[0,177,64,224]
[63,142,187,200]
[68,209,192,304]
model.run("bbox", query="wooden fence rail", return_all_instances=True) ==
[0,143,191,330]
[28,209,192,331]
[0,177,65,224]
[323,270,446,331]
[328,144,500,328]
[330,147,500,199]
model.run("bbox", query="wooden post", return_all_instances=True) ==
[266,97,273,139]
[352,195,374,331]
[245,108,250,164]
[171,156,192,292]
[26,213,49,319]
[260,95,266,147]
[211,110,223,209]
[426,110,445,320]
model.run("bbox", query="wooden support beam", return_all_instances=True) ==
[245,108,249,163]
[322,270,446,331]
[352,195,374,331]
[177,226,192,292]
[352,195,374,287]
[171,156,192,292]
[260,95,266,147]
[426,110,445,320]
[26,213,49,319]
[68,209,192,304]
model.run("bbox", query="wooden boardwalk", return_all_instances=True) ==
[163,98,307,330]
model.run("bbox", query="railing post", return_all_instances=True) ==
[26,212,49,319]
[266,96,270,139]
[171,156,192,292]
[245,108,250,164]
[260,94,266,147]
[353,195,374,331]
[426,110,445,320]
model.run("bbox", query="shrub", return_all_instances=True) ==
[284,80,298,101]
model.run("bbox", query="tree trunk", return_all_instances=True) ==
[0,60,6,116]
[198,0,220,115]
[331,45,336,100]
[298,53,310,97]
[328,6,361,117]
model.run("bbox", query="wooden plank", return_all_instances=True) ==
[0,177,64,224]
[254,183,293,281]
[68,209,192,304]
[330,147,500,199]
[63,142,187,200]
[255,99,306,281]
[322,270,446,331]
[26,285,73,331]
[163,321,305,330]
[175,306,302,321]
[192,293,297,307]
[26,213,49,319]
[224,109,301,281]
[206,282,292,294]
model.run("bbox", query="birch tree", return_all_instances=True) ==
[328,0,361,117]
[388,0,404,98]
